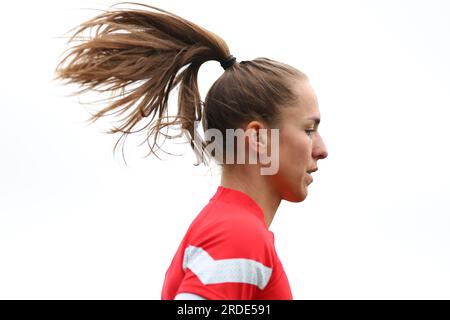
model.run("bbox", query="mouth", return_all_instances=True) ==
[307,167,318,174]
[306,168,317,184]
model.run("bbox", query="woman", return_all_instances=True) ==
[55,3,328,300]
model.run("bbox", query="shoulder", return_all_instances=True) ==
[187,203,273,261]
[176,202,277,299]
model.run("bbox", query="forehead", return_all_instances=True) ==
[281,79,320,122]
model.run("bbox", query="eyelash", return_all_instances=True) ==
[305,129,315,136]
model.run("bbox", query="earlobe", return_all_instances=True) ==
[246,128,262,164]
[256,129,269,158]
[246,126,270,164]
[258,130,267,145]
[252,129,265,150]
[252,129,258,143]
[248,129,260,155]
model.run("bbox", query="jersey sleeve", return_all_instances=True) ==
[175,215,275,300]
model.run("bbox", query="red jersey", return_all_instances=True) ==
[161,185,293,300]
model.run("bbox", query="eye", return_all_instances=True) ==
[305,129,315,137]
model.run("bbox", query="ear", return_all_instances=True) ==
[256,128,269,159]
[246,122,269,161]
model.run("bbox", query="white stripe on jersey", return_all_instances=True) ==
[182,245,273,290]
[174,292,207,300]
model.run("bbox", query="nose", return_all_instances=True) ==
[312,133,328,160]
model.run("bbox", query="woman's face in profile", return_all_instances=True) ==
[268,79,328,202]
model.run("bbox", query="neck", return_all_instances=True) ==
[220,165,281,228]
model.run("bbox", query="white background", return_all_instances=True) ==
[1,0,449,299]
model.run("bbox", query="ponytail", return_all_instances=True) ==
[55,2,307,166]
[55,2,231,165]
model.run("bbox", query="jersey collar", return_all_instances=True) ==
[211,185,268,229]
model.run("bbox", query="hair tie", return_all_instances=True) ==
[220,55,236,70]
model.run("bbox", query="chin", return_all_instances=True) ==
[282,187,308,203]
[270,174,308,202]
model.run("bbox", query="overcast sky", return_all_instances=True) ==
[1,0,449,299]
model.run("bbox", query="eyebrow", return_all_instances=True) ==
[306,117,321,126]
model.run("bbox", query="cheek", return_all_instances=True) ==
[278,133,311,170]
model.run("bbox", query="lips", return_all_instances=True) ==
[306,173,314,185]
[307,167,318,174]
[306,167,317,184]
